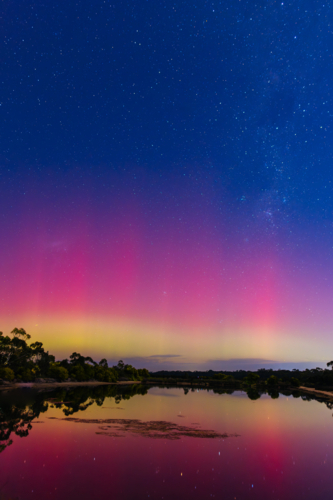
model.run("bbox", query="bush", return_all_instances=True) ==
[290,377,301,387]
[0,367,15,381]
[109,367,118,382]
[70,365,87,381]
[244,373,260,385]
[266,375,278,386]
[20,369,34,382]
[48,364,69,381]
[84,363,95,380]
[123,365,140,380]
[94,366,110,382]
[104,369,117,382]
[32,366,41,378]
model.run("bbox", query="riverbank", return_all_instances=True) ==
[299,386,333,399]
[2,380,333,398]
[0,380,142,390]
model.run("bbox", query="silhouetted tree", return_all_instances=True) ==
[99,358,108,368]
[266,375,278,386]
[267,389,279,399]
[244,373,260,386]
[247,388,261,400]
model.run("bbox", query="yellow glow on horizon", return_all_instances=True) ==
[0,313,331,364]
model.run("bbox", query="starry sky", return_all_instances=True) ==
[1,0,333,370]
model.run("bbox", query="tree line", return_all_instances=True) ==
[0,328,149,383]
[150,363,333,390]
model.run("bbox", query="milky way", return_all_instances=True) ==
[1,0,333,369]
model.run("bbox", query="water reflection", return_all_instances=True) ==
[2,385,333,500]
[46,383,148,416]
[1,384,333,455]
[0,384,147,453]
[0,391,48,453]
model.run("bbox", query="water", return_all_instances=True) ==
[1,385,333,500]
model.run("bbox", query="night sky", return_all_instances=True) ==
[2,0,333,370]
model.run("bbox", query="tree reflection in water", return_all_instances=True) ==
[0,384,148,453]
[46,383,149,416]
[1,384,333,453]
[0,391,48,453]
[246,388,262,400]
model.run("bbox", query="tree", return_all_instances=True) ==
[11,327,31,340]
[327,361,333,370]
[69,352,86,366]
[99,358,108,368]
[0,331,12,366]
[48,363,69,381]
[85,356,96,366]
[0,328,33,372]
[0,327,147,384]
[244,373,260,386]
[290,377,301,387]
[0,367,15,381]
[117,360,125,371]
[214,373,233,381]
[71,365,86,381]
[266,375,278,386]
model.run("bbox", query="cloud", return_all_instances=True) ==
[105,356,327,372]
[148,354,182,359]
[205,358,326,371]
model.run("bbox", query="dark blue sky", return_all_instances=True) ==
[2,1,333,230]
[1,0,333,368]
[2,1,332,176]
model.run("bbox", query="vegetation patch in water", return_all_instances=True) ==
[49,417,239,440]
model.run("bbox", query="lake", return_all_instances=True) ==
[1,384,333,500]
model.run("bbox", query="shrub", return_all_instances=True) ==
[0,367,15,381]
[138,368,150,378]
[94,366,110,382]
[244,373,260,385]
[48,364,69,381]
[266,375,278,386]
[109,367,118,382]
[290,377,301,387]
[70,365,86,381]
[20,369,33,382]
[84,363,95,380]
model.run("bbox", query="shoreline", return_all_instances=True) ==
[0,380,142,390]
[299,386,333,399]
[2,381,333,400]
